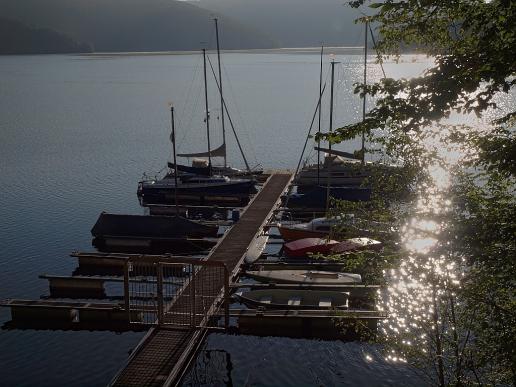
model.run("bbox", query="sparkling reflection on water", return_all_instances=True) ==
[377,122,481,379]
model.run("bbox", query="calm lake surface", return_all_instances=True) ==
[0,51,430,386]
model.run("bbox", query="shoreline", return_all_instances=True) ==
[81,46,366,57]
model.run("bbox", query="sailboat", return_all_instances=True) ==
[294,23,396,190]
[95,107,228,254]
[168,19,262,179]
[137,103,257,205]
[284,54,372,210]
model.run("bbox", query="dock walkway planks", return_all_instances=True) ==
[110,172,292,387]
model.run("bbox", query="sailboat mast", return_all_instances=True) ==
[317,44,324,184]
[361,20,368,165]
[326,59,337,213]
[202,48,212,167]
[170,106,180,215]
[214,18,227,168]
[329,59,336,151]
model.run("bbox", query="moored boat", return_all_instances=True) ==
[295,154,368,188]
[284,185,371,209]
[91,213,218,254]
[236,289,350,309]
[245,269,362,284]
[277,216,352,242]
[331,237,382,253]
[137,174,257,199]
[283,237,339,258]
[91,212,219,239]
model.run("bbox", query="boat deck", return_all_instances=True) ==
[110,172,293,387]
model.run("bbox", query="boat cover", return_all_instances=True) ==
[91,213,218,239]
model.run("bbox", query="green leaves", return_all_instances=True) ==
[329,1,516,384]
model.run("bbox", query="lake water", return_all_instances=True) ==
[0,51,431,386]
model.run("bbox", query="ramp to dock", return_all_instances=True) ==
[110,172,292,387]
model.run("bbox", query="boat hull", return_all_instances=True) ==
[92,236,216,255]
[138,179,257,197]
[283,237,339,258]
[237,289,349,310]
[245,270,362,285]
[284,186,371,209]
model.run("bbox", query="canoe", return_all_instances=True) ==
[236,289,349,309]
[245,269,362,284]
[283,237,339,258]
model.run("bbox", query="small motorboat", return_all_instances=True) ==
[245,269,362,284]
[236,289,349,309]
[283,237,339,258]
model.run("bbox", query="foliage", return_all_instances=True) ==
[318,0,516,175]
[315,1,516,385]
[448,171,516,385]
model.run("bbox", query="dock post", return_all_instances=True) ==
[123,259,130,322]
[157,263,164,325]
[190,264,196,328]
[224,265,229,330]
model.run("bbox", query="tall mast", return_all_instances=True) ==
[202,48,212,167]
[317,44,324,184]
[214,18,227,168]
[329,59,336,152]
[326,59,337,213]
[361,20,368,165]
[170,106,179,216]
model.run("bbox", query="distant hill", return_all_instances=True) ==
[0,0,278,53]
[191,0,365,48]
[0,18,92,54]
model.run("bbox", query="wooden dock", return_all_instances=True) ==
[110,172,293,387]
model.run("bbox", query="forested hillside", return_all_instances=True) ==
[0,0,277,53]
[0,18,92,54]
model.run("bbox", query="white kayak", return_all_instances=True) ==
[245,269,362,285]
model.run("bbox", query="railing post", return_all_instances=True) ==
[124,258,130,322]
[157,263,164,325]
[224,265,229,330]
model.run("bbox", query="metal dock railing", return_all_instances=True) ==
[109,172,293,387]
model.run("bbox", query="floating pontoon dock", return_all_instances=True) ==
[0,171,386,386]
[109,172,293,387]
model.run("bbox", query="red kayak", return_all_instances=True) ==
[284,238,339,258]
